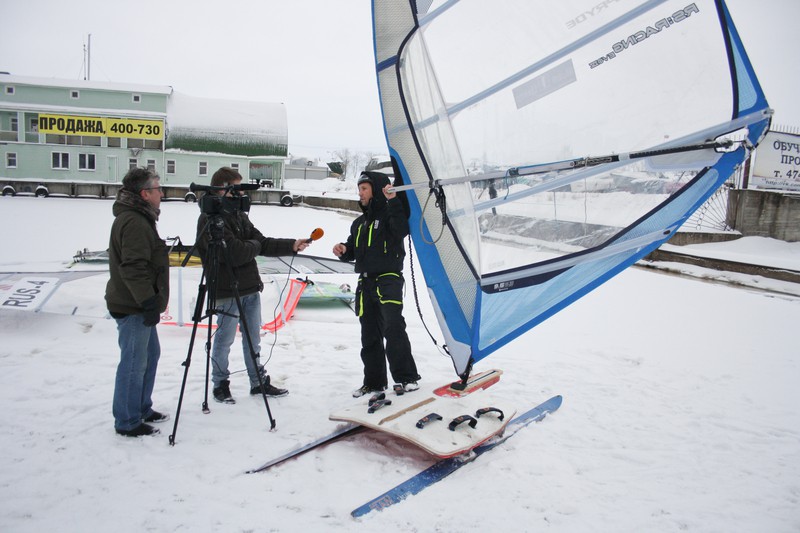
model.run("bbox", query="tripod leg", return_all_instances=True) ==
[169,277,209,445]
[233,290,276,430]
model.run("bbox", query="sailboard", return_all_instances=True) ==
[330,385,517,458]
[371,0,771,378]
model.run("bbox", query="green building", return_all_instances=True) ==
[0,73,287,192]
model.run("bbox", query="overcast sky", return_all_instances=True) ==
[1,1,798,159]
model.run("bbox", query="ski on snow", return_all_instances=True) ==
[350,394,562,518]
[247,369,504,474]
[245,422,365,474]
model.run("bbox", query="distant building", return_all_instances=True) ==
[0,73,287,188]
[284,158,331,181]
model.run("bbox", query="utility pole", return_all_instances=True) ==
[83,34,92,80]
[87,34,91,80]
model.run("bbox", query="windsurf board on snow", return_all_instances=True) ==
[329,375,515,458]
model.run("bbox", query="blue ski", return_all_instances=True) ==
[351,395,562,518]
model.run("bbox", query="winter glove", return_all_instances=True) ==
[141,295,161,327]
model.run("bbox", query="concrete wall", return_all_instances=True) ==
[727,189,800,242]
[301,195,359,212]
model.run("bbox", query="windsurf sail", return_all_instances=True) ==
[371,0,771,378]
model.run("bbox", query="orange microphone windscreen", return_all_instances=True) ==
[307,228,324,243]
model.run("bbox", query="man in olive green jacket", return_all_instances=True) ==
[106,168,170,437]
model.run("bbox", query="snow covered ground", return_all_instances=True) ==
[0,195,798,532]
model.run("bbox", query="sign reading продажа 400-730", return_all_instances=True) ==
[38,114,163,140]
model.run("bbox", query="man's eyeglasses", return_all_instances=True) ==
[142,186,162,191]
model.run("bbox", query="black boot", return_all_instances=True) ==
[213,379,236,404]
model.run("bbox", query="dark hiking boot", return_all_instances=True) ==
[116,423,160,437]
[143,410,170,423]
[250,382,289,397]
[213,380,236,404]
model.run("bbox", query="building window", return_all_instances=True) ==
[79,153,96,170]
[52,152,69,169]
[70,90,80,99]
[146,159,156,171]
[231,163,239,171]
[10,117,18,132]
[166,160,176,174]
[199,161,208,176]
[29,118,38,132]
[132,94,141,103]
[4,86,14,95]
[107,137,121,148]
[128,158,138,170]
[6,152,17,168]
[64,135,102,147]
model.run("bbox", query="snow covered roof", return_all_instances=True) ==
[165,91,288,157]
[167,91,286,136]
[0,73,173,95]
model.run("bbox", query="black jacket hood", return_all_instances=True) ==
[359,171,392,218]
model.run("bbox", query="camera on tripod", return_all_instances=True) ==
[199,193,251,215]
[190,182,258,215]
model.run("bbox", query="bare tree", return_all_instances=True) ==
[331,148,353,179]
[331,148,381,179]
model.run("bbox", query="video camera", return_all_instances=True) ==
[190,182,259,216]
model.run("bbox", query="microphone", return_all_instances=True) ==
[306,228,324,243]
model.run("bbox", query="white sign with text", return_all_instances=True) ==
[0,277,60,312]
[751,131,800,191]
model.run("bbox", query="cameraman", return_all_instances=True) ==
[196,167,310,404]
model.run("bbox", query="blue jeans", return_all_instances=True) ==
[112,314,161,431]
[211,292,265,388]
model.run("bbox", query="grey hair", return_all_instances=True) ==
[122,167,159,193]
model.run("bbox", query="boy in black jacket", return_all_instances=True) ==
[196,167,310,403]
[333,171,421,397]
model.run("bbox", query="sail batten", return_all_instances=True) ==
[372,0,771,377]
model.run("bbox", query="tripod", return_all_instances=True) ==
[168,214,276,446]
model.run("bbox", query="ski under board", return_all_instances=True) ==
[246,423,364,474]
[329,384,516,458]
[350,394,562,518]
[247,369,505,474]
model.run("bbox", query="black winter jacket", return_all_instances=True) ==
[338,173,409,274]
[105,200,170,315]
[196,209,295,299]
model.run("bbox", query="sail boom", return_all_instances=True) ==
[392,108,771,197]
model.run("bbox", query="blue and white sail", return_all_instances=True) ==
[371,0,771,377]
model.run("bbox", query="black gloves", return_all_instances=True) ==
[141,295,161,327]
